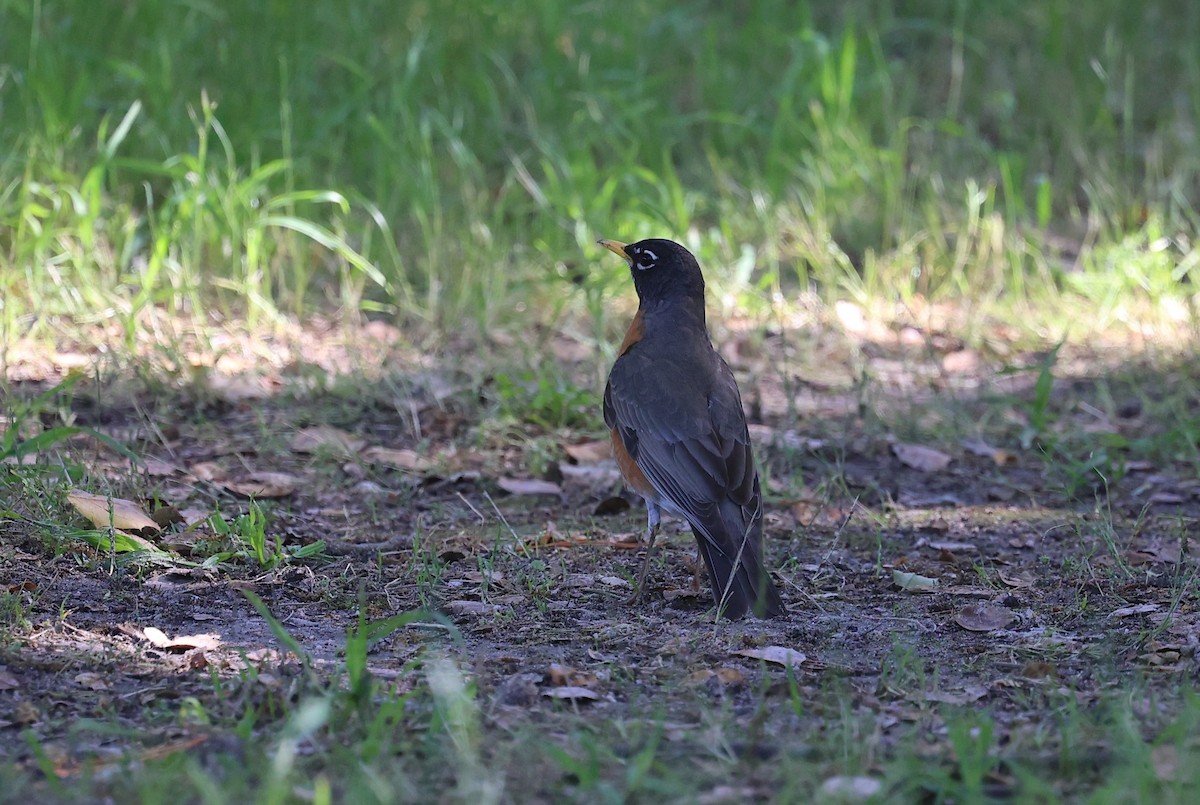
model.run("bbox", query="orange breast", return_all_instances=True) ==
[617,309,644,356]
[610,426,656,499]
[609,309,656,499]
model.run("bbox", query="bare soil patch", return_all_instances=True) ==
[2,324,1197,799]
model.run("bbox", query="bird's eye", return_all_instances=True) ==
[634,248,658,271]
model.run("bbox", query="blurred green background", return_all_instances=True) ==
[2,0,1197,341]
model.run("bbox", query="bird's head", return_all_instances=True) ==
[597,237,705,306]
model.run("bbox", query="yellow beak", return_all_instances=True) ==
[597,239,631,263]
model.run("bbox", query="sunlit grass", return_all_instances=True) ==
[1,0,1197,349]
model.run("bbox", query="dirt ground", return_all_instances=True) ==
[1,320,1198,799]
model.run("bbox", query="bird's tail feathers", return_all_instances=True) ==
[693,502,784,619]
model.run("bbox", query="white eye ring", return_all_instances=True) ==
[635,248,658,271]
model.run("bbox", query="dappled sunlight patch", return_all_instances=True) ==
[1,314,437,392]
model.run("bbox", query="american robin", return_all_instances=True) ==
[598,237,785,619]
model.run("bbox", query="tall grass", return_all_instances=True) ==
[1,0,1197,344]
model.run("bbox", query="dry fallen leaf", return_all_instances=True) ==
[941,585,994,597]
[922,685,989,704]
[542,686,599,702]
[142,627,221,652]
[960,437,1016,466]
[1152,745,1180,782]
[1018,661,1057,680]
[360,446,435,472]
[12,701,38,726]
[497,477,563,496]
[290,425,366,456]
[991,449,1016,466]
[998,570,1035,588]
[942,349,980,374]
[445,600,502,616]
[820,776,883,801]
[922,540,976,552]
[892,443,952,472]
[208,371,274,402]
[714,667,746,685]
[2,453,41,467]
[257,672,283,689]
[747,423,826,452]
[734,646,807,669]
[698,786,758,804]
[141,457,178,477]
[223,471,300,498]
[189,461,227,482]
[548,663,599,688]
[1127,542,1182,565]
[150,506,186,529]
[560,462,622,487]
[563,440,612,463]
[67,490,160,533]
[954,602,1016,632]
[74,672,110,691]
[893,569,939,592]
[685,667,747,687]
[1139,643,1184,670]
[662,586,708,603]
[1110,603,1159,618]
[142,626,171,647]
